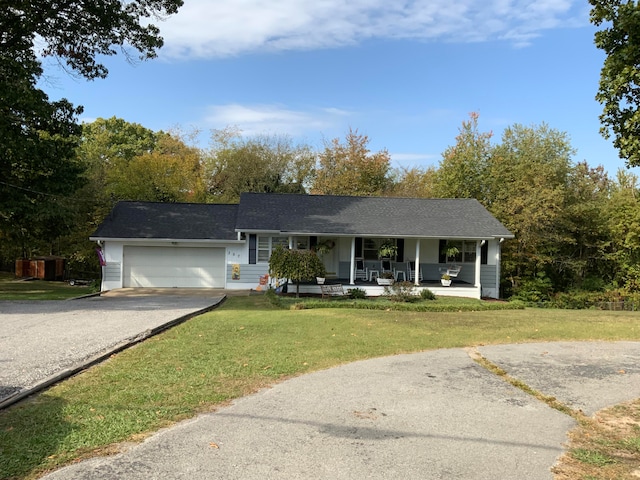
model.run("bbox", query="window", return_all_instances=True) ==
[362,238,397,260]
[295,237,309,250]
[440,240,480,263]
[463,242,476,263]
[363,238,379,260]
[257,236,289,262]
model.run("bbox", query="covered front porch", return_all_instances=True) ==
[310,235,501,299]
[288,277,482,299]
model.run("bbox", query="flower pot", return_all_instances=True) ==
[377,278,394,286]
[316,277,326,285]
[441,279,452,287]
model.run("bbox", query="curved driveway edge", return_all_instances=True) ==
[0,293,225,409]
[41,341,640,480]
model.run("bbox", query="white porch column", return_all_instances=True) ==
[349,237,356,285]
[475,240,482,289]
[496,238,503,298]
[414,240,421,286]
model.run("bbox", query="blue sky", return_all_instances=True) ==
[40,0,633,175]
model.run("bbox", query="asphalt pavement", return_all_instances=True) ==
[38,341,640,480]
[0,292,225,407]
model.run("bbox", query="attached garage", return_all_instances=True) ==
[123,246,226,288]
[91,202,241,291]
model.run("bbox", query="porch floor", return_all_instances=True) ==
[281,277,480,299]
[317,278,475,288]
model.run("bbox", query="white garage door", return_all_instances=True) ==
[123,246,225,288]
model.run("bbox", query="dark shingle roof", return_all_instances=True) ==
[236,193,513,239]
[92,194,513,241]
[91,201,238,240]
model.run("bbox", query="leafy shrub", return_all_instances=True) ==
[579,276,607,292]
[545,289,640,310]
[348,288,367,299]
[385,281,420,302]
[420,288,436,301]
[511,273,554,303]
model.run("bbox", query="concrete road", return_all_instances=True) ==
[0,292,225,406]
[39,341,640,480]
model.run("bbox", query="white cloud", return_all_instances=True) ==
[203,103,351,137]
[158,0,587,58]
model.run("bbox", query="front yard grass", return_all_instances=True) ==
[0,272,93,300]
[1,294,639,479]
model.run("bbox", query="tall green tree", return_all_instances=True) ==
[487,124,575,290]
[311,128,392,196]
[433,112,493,201]
[604,170,640,290]
[1,0,183,263]
[203,128,315,203]
[78,117,160,213]
[108,133,206,203]
[590,0,640,166]
[560,162,612,288]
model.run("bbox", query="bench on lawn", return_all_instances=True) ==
[320,284,345,298]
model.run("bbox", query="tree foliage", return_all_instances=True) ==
[487,123,575,288]
[311,128,392,196]
[604,170,640,290]
[107,132,205,203]
[388,166,437,198]
[590,0,640,166]
[8,0,183,80]
[268,246,325,297]
[0,0,183,264]
[203,128,315,203]
[433,112,493,201]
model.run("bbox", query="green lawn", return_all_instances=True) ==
[0,272,94,300]
[1,294,639,479]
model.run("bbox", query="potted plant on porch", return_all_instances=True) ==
[441,273,452,287]
[377,271,395,286]
[442,242,460,265]
[378,240,398,260]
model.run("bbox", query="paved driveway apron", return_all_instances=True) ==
[40,341,640,480]
[0,294,223,405]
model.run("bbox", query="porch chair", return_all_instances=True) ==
[392,261,406,281]
[406,261,423,282]
[380,258,393,275]
[439,264,462,277]
[354,257,368,281]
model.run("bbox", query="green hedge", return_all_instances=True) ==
[286,298,525,312]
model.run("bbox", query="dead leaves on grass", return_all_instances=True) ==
[553,399,640,479]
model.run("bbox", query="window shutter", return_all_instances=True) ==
[355,237,363,257]
[249,234,257,264]
[397,238,404,262]
[481,241,488,265]
[439,240,447,263]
